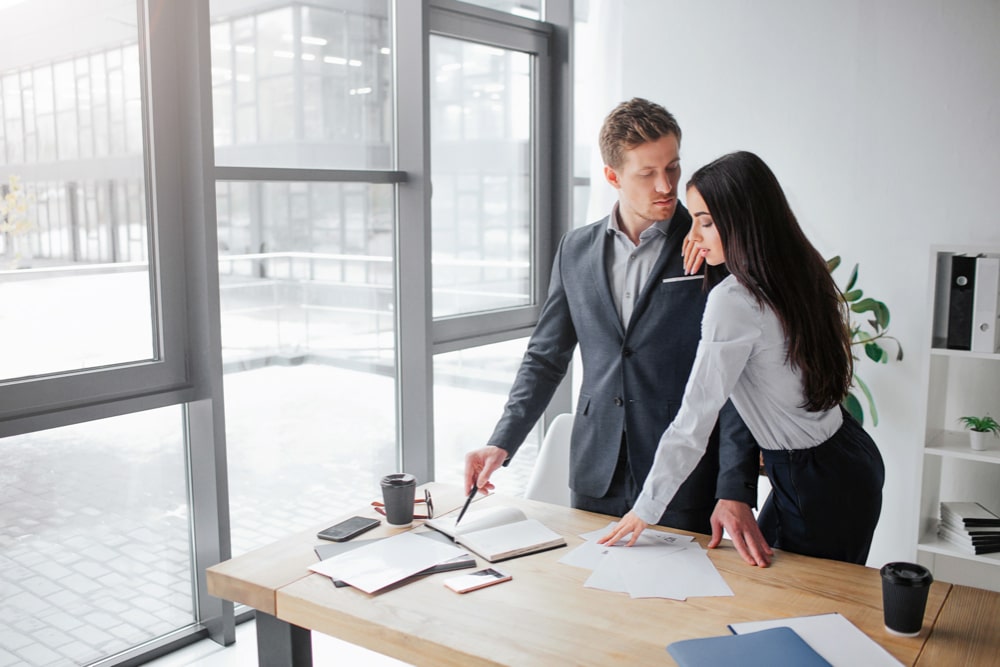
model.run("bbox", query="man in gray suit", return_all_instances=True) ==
[464,98,772,566]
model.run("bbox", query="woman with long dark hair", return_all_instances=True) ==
[600,151,884,564]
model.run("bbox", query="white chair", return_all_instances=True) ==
[523,413,574,507]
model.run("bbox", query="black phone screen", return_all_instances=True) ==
[317,516,380,542]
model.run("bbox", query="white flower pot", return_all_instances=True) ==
[969,430,991,451]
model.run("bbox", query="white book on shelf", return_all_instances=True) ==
[940,501,1000,528]
[937,521,1000,541]
[938,523,1000,555]
[971,255,1000,353]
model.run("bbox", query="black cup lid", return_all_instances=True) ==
[381,472,416,486]
[880,562,933,586]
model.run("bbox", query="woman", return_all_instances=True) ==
[599,151,884,564]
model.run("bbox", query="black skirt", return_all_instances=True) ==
[757,410,885,564]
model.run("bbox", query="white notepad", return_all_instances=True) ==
[426,506,566,562]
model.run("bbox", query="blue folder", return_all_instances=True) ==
[667,626,832,667]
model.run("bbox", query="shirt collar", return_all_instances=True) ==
[606,201,672,238]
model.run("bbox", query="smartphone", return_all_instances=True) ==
[317,516,380,542]
[443,567,512,594]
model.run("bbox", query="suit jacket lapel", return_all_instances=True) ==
[589,220,626,339]
[627,203,692,331]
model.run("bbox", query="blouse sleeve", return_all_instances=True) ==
[631,281,763,524]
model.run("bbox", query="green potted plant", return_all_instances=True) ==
[828,256,904,427]
[958,414,1000,451]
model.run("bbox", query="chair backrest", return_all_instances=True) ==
[523,413,573,506]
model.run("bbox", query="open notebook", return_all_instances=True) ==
[425,505,566,562]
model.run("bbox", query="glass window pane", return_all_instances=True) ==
[0,406,193,666]
[433,339,540,497]
[216,181,398,555]
[210,0,394,170]
[430,36,532,318]
[459,0,541,20]
[0,2,154,382]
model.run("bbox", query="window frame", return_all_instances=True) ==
[0,0,193,434]
[427,0,554,350]
[394,0,570,483]
[0,0,573,660]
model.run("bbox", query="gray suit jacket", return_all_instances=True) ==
[488,203,759,522]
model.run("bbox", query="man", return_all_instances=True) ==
[464,98,772,566]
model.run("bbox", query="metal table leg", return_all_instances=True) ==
[255,611,313,667]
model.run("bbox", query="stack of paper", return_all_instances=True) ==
[309,532,467,593]
[558,523,733,600]
[313,536,476,588]
[938,501,1000,555]
[309,506,567,593]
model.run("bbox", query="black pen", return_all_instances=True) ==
[454,485,478,526]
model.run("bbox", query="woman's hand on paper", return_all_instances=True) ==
[597,510,648,547]
[463,445,507,495]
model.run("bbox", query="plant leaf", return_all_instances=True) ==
[873,301,890,329]
[827,255,842,272]
[853,330,873,344]
[865,342,886,363]
[843,289,863,303]
[850,298,880,314]
[845,263,859,292]
[844,392,864,426]
[854,374,878,427]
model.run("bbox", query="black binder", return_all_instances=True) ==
[946,255,977,350]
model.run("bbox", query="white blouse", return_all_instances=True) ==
[632,274,843,524]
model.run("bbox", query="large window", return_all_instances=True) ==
[0,0,206,664]
[0,0,192,428]
[430,37,533,318]
[0,408,192,666]
[211,1,393,170]
[209,0,400,556]
[0,1,571,664]
[0,24,155,383]
[433,338,541,492]
[426,2,556,485]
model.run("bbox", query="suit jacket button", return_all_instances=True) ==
[623,347,633,357]
[613,397,623,406]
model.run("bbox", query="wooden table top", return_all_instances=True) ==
[208,483,968,666]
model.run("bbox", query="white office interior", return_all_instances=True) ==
[1,0,999,666]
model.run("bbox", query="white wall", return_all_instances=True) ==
[605,0,1000,568]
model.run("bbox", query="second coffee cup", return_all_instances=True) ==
[880,561,933,637]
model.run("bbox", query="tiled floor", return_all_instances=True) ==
[145,618,410,667]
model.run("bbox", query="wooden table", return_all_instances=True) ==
[207,483,999,666]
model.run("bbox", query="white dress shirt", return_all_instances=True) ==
[605,203,670,328]
[632,274,844,524]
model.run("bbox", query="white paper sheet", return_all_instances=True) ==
[729,613,903,667]
[613,542,733,599]
[560,522,691,570]
[583,560,628,593]
[309,531,465,594]
[565,523,726,599]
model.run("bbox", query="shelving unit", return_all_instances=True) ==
[916,246,1000,592]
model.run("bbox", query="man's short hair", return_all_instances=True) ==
[598,98,682,169]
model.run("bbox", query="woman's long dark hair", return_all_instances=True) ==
[687,151,852,411]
